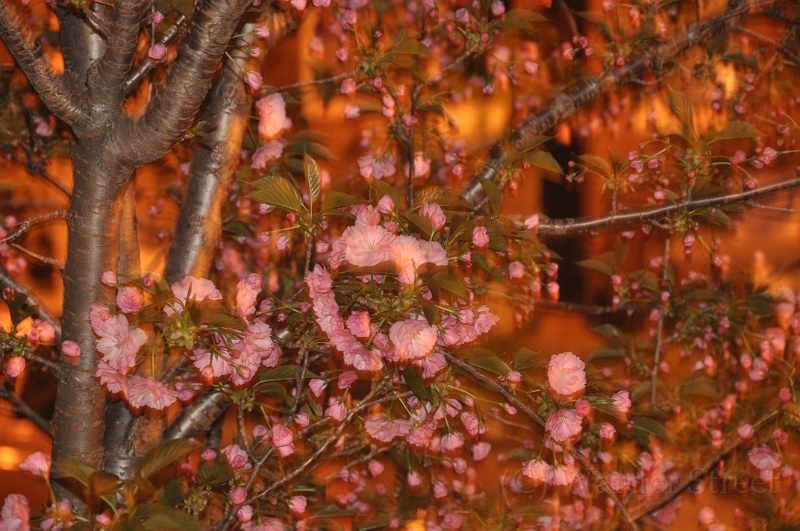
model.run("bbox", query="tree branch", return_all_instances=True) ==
[537,174,800,236]
[162,390,231,441]
[113,0,252,168]
[0,211,70,245]
[0,0,87,131]
[87,0,145,116]
[0,383,52,438]
[460,0,780,208]
[122,14,187,98]
[0,267,61,340]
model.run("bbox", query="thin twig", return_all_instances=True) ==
[256,71,357,98]
[734,24,800,65]
[538,174,800,236]
[650,237,670,405]
[745,199,800,212]
[0,267,61,339]
[0,210,70,245]
[10,243,65,269]
[23,351,60,373]
[444,354,641,531]
[0,384,52,437]
[122,14,187,97]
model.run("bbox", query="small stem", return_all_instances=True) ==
[650,236,670,405]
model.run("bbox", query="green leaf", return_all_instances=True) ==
[591,323,623,340]
[89,470,122,498]
[137,440,201,481]
[745,293,775,316]
[478,176,502,214]
[391,38,430,56]
[314,504,356,518]
[197,459,233,486]
[527,151,563,174]
[402,368,433,402]
[680,378,719,398]
[251,176,305,213]
[513,348,544,371]
[714,121,761,140]
[134,505,202,531]
[668,85,694,133]
[358,514,392,531]
[222,220,253,238]
[575,11,613,38]
[493,8,546,31]
[259,364,299,382]
[431,274,470,301]
[373,179,403,210]
[578,154,611,175]
[576,258,614,276]
[631,416,671,446]
[630,381,652,402]
[588,347,626,361]
[722,52,758,68]
[321,191,363,213]
[406,213,434,238]
[304,154,322,206]
[414,186,470,209]
[469,355,511,376]
[55,459,97,486]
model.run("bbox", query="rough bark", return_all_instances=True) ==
[0,0,87,130]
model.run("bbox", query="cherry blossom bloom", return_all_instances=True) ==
[95,314,147,372]
[95,362,128,394]
[336,224,395,267]
[168,276,222,313]
[440,433,464,452]
[289,496,307,514]
[191,347,232,379]
[364,414,413,442]
[523,459,552,484]
[255,94,287,139]
[418,351,447,378]
[325,398,347,421]
[61,341,81,359]
[434,482,448,498]
[389,235,447,284]
[101,271,117,286]
[27,319,55,343]
[748,446,781,474]
[340,78,356,94]
[4,357,25,377]
[254,25,269,38]
[599,422,616,439]
[419,202,446,231]
[271,425,295,457]
[344,104,361,119]
[738,424,754,439]
[346,312,371,338]
[116,286,144,313]
[1,494,30,531]
[251,141,284,169]
[460,412,480,437]
[221,444,252,471]
[574,399,590,417]
[403,152,430,178]
[244,71,262,91]
[698,507,715,526]
[238,505,253,523]
[308,378,327,397]
[612,390,631,414]
[148,43,166,60]
[389,318,438,360]
[547,461,578,486]
[126,376,178,410]
[545,409,583,442]
[472,226,489,247]
[509,261,525,279]
[19,452,50,477]
[472,442,491,461]
[231,487,247,505]
[547,352,586,395]
[407,471,422,487]
[89,303,112,332]
[524,214,540,231]
[153,10,164,23]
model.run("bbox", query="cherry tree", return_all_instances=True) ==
[1,0,799,529]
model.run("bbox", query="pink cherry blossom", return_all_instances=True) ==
[612,390,632,414]
[101,270,117,286]
[95,362,128,394]
[169,276,223,313]
[340,78,356,95]
[19,452,50,477]
[545,409,583,442]
[337,370,358,389]
[28,319,55,343]
[599,422,616,439]
[89,303,112,332]
[4,357,25,377]
[61,340,81,359]
[508,261,525,279]
[95,314,146,372]
[148,43,166,61]
[460,412,480,437]
[251,141,284,169]
[325,398,347,421]
[738,424,754,439]
[547,352,586,395]
[116,286,143,313]
[221,444,252,471]
[472,442,491,461]
[1,494,29,531]
[289,496,307,514]
[309,378,327,397]
[337,224,395,267]
[271,425,295,457]
[389,318,438,360]
[748,446,781,471]
[419,202,446,231]
[255,94,287,139]
[472,226,489,247]
[523,459,552,484]
[407,471,422,487]
[231,487,247,505]
[364,414,413,442]
[245,71,262,92]
[389,235,447,284]
[126,376,178,410]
